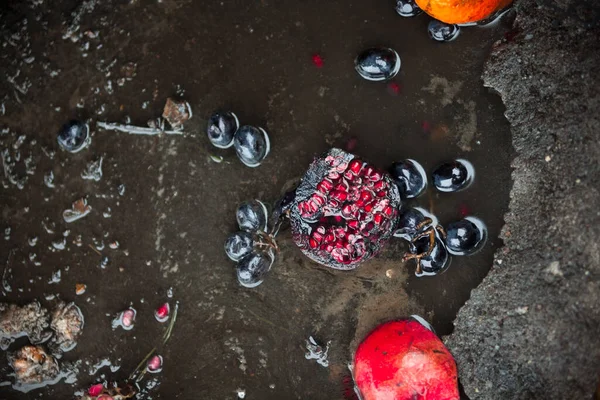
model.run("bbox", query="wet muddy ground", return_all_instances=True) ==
[0,1,513,399]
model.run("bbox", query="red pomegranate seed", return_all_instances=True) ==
[343,170,355,181]
[155,303,170,323]
[147,355,163,373]
[325,233,335,243]
[327,199,340,209]
[317,178,334,194]
[373,214,383,225]
[321,243,334,252]
[364,222,374,232]
[311,194,325,206]
[373,180,386,191]
[369,171,382,181]
[333,215,343,223]
[331,191,347,202]
[342,204,354,217]
[316,225,326,234]
[376,190,386,197]
[334,184,348,193]
[119,308,136,330]
[312,53,324,68]
[362,166,375,177]
[360,191,373,203]
[364,202,374,213]
[308,199,319,213]
[348,220,359,230]
[312,230,324,243]
[309,238,318,249]
[349,160,362,174]
[97,396,113,400]
[88,383,104,396]
[382,206,393,217]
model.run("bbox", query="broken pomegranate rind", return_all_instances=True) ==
[289,148,401,270]
[8,345,60,384]
[353,318,459,400]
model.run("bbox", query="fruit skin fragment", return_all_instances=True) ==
[75,284,86,295]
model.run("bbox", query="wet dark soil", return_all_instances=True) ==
[0,0,513,398]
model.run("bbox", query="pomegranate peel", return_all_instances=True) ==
[352,317,459,400]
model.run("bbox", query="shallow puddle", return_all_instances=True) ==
[0,0,512,398]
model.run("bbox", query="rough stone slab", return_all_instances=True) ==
[446,1,600,399]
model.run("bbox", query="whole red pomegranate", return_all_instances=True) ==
[289,148,401,270]
[352,317,459,400]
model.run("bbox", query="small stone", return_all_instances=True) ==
[545,261,563,277]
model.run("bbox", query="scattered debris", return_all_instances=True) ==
[305,336,331,367]
[162,97,192,130]
[44,171,55,188]
[49,302,84,354]
[209,154,224,163]
[63,198,92,223]
[81,157,103,181]
[0,302,51,350]
[76,284,87,295]
[97,97,191,137]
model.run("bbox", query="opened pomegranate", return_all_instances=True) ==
[289,148,401,270]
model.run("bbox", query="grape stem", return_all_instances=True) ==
[254,230,279,253]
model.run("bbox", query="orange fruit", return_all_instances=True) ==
[415,0,512,24]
